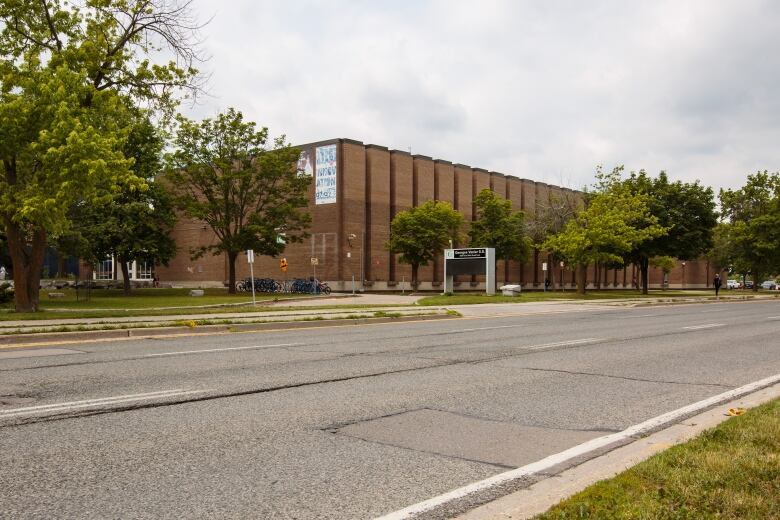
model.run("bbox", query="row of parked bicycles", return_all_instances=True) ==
[235,277,332,295]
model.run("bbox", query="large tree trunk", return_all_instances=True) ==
[576,263,587,294]
[5,220,47,312]
[639,256,650,295]
[227,251,238,294]
[411,263,419,290]
[119,256,132,295]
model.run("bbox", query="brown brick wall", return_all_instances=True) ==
[365,145,391,284]
[390,150,413,285]
[413,155,435,283]
[160,137,716,291]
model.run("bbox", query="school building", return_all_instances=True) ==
[144,138,717,291]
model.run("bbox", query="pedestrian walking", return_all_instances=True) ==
[713,273,722,297]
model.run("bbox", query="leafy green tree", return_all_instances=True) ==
[0,0,202,311]
[620,170,717,294]
[543,174,667,294]
[649,256,676,290]
[386,200,464,288]
[719,171,780,291]
[707,223,749,284]
[56,114,177,294]
[469,189,531,265]
[166,109,311,293]
[526,189,582,290]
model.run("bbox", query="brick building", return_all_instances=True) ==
[153,138,717,291]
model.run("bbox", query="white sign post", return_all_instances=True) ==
[542,262,548,292]
[247,249,256,306]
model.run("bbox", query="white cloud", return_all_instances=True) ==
[184,0,780,192]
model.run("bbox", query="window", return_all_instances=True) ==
[135,260,153,280]
[94,256,114,280]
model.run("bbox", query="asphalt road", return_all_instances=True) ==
[1,299,779,519]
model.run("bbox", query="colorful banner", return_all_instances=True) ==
[315,144,337,204]
[297,149,313,177]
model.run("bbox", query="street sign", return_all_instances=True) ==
[280,258,288,272]
[246,249,254,264]
[310,257,319,266]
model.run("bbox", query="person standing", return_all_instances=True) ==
[713,273,722,297]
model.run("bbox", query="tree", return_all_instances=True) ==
[166,109,311,293]
[620,170,717,294]
[543,176,667,294]
[469,189,531,265]
[0,0,203,311]
[719,171,780,291]
[649,256,676,290]
[526,189,582,290]
[386,200,464,288]
[56,113,177,295]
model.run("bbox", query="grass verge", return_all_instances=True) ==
[416,290,778,306]
[534,398,780,519]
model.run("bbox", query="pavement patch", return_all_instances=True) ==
[334,409,611,469]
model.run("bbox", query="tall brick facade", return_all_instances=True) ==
[156,138,717,291]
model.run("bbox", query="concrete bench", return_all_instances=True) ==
[189,289,204,297]
[500,284,522,296]
[47,292,66,298]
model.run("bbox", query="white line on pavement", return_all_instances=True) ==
[455,325,521,333]
[768,316,780,320]
[0,389,207,418]
[523,338,603,351]
[682,323,726,330]
[143,343,303,358]
[374,372,780,520]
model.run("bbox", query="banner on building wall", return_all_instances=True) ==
[297,150,314,177]
[315,144,337,204]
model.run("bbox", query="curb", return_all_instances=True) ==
[0,313,457,348]
[455,380,780,520]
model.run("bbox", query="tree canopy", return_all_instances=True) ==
[620,169,717,293]
[469,189,531,264]
[166,108,311,293]
[543,169,667,293]
[718,171,780,290]
[386,200,464,287]
[0,0,203,311]
[56,112,177,294]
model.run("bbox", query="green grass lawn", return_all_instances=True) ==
[0,288,315,321]
[417,290,717,306]
[535,398,780,519]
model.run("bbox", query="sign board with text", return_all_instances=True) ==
[443,248,495,295]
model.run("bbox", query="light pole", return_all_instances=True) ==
[348,232,365,293]
[681,261,686,289]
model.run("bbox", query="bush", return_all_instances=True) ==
[0,282,13,305]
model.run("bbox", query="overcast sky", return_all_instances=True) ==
[185,0,780,192]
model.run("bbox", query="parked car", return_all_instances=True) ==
[760,280,777,290]
[726,279,740,289]
[744,280,754,289]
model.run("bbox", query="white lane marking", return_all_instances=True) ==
[455,325,520,333]
[617,313,659,318]
[523,338,603,351]
[374,372,780,520]
[0,389,206,418]
[768,316,780,320]
[143,343,303,358]
[682,323,725,331]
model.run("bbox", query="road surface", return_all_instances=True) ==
[1,299,778,518]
